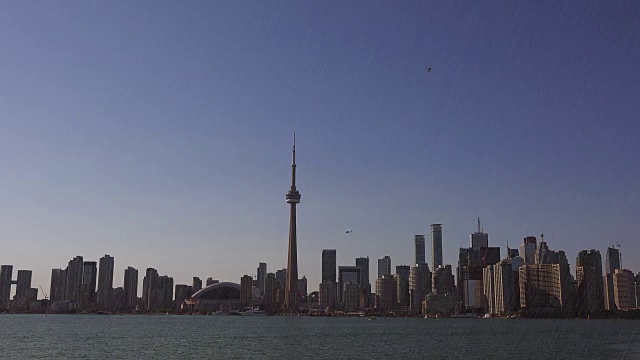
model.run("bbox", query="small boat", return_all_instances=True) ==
[368,316,377,320]
[241,308,267,316]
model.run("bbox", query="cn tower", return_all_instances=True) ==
[285,133,301,311]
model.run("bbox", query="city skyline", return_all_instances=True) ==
[0,1,638,295]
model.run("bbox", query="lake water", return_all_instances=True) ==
[1,315,639,359]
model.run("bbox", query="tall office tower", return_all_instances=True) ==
[15,270,32,301]
[0,265,13,304]
[414,235,426,265]
[338,266,362,304]
[206,277,219,287]
[355,257,371,294]
[606,247,621,274]
[319,281,337,311]
[431,224,443,270]
[393,274,408,308]
[66,256,84,301]
[240,275,253,308]
[123,267,138,310]
[193,277,202,292]
[409,263,432,312]
[50,268,64,301]
[264,273,278,311]
[97,255,114,309]
[433,265,455,295]
[376,275,396,312]
[284,134,302,312]
[575,250,605,315]
[322,249,337,284]
[342,282,361,312]
[470,218,488,250]
[257,262,267,294]
[158,275,174,309]
[520,237,537,265]
[82,261,98,302]
[519,264,571,310]
[174,284,192,311]
[493,259,517,315]
[483,265,496,314]
[613,269,635,310]
[275,269,287,288]
[378,256,391,279]
[297,276,308,297]
[143,268,159,311]
[395,265,410,308]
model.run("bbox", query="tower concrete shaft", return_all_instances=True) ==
[285,133,301,311]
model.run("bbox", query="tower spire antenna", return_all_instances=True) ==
[477,217,481,233]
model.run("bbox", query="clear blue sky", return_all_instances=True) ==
[0,1,638,295]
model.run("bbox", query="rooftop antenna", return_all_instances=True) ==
[477,218,481,233]
[616,242,622,268]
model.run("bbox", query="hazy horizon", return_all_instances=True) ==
[0,1,638,296]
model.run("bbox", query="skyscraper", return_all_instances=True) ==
[174,284,192,311]
[123,266,138,310]
[355,257,370,294]
[264,273,278,311]
[143,268,159,311]
[275,268,287,290]
[97,255,114,309]
[322,249,337,284]
[606,247,621,275]
[470,218,488,250]
[50,268,65,302]
[431,224,443,270]
[520,237,537,265]
[257,262,267,294]
[613,269,635,310]
[158,275,174,309]
[0,265,13,304]
[66,256,84,302]
[15,270,32,301]
[414,235,426,265]
[433,265,454,295]
[576,250,604,315]
[338,266,361,304]
[376,275,396,312]
[193,277,202,292]
[285,134,301,312]
[409,263,431,312]
[396,265,410,308]
[240,275,253,308]
[378,256,391,279]
[206,278,218,287]
[82,261,98,302]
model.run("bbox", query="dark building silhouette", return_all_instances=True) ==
[576,250,604,315]
[285,135,301,312]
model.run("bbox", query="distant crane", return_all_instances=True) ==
[39,286,49,317]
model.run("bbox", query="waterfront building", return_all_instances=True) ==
[97,255,114,310]
[66,256,84,302]
[604,274,615,310]
[15,270,32,301]
[457,245,500,311]
[519,264,571,311]
[423,292,457,315]
[0,265,13,304]
[576,250,605,315]
[378,256,391,279]
[494,259,517,315]
[240,275,253,308]
[414,235,426,265]
[174,284,193,311]
[393,274,407,309]
[470,218,488,250]
[123,266,138,310]
[257,262,267,294]
[112,287,126,311]
[50,268,66,302]
[376,275,395,312]
[395,265,410,308]
[409,263,431,312]
[275,268,287,289]
[613,269,635,310]
[319,281,337,311]
[431,224,443,270]
[338,266,361,304]
[433,265,454,295]
[193,277,203,293]
[483,265,496,314]
[82,261,98,303]
[342,282,360,312]
[264,273,277,311]
[143,268,160,311]
[298,276,308,298]
[635,273,640,308]
[159,275,174,309]
[284,134,301,312]
[322,249,337,284]
[355,257,371,294]
[206,277,219,287]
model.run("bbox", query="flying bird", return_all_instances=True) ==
[345,230,352,234]
[427,67,432,72]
